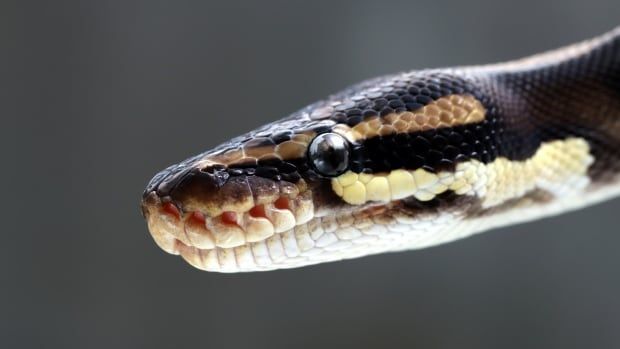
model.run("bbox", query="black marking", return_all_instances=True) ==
[346,117,502,174]
[402,191,465,210]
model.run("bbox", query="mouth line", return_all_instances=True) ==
[142,190,315,254]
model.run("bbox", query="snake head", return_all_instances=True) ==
[141,107,358,272]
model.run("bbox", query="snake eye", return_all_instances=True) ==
[308,133,350,177]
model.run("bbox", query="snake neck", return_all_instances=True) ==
[484,26,620,183]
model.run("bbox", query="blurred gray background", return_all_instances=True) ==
[3,1,620,348]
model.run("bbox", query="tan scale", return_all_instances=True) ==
[333,94,486,142]
[208,132,317,167]
[332,138,594,208]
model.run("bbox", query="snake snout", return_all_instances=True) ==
[142,164,316,270]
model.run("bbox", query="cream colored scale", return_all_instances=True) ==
[332,138,594,208]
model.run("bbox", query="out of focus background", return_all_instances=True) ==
[4,1,620,348]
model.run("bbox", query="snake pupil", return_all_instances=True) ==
[309,133,350,177]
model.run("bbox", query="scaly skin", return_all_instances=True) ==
[142,27,620,272]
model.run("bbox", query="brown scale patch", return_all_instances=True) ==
[206,132,317,167]
[396,188,554,224]
[333,94,486,141]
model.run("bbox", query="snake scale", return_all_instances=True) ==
[142,27,620,273]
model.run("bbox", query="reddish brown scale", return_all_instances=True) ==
[249,205,267,218]
[274,197,290,210]
[188,211,206,225]
[221,211,238,225]
[162,202,180,220]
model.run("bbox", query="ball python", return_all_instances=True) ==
[142,27,620,273]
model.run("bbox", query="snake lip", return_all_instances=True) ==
[141,188,315,257]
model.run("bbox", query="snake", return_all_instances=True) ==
[141,27,620,273]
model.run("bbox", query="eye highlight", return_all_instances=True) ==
[308,133,350,177]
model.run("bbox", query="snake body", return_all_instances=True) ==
[142,27,620,272]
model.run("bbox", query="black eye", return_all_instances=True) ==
[308,133,350,177]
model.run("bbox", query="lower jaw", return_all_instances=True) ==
[163,213,447,273]
[148,203,419,273]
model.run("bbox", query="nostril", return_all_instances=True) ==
[221,211,238,225]
[274,197,290,210]
[249,205,267,218]
[163,202,181,220]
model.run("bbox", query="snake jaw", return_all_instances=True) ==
[141,174,316,267]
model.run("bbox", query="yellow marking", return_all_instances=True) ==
[358,173,374,184]
[387,170,416,200]
[332,180,344,196]
[332,138,594,207]
[412,169,439,188]
[365,177,391,201]
[333,94,486,142]
[413,190,435,202]
[337,172,359,186]
[449,178,471,195]
[430,183,449,194]
[343,181,367,205]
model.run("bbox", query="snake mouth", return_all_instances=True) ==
[141,189,315,271]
